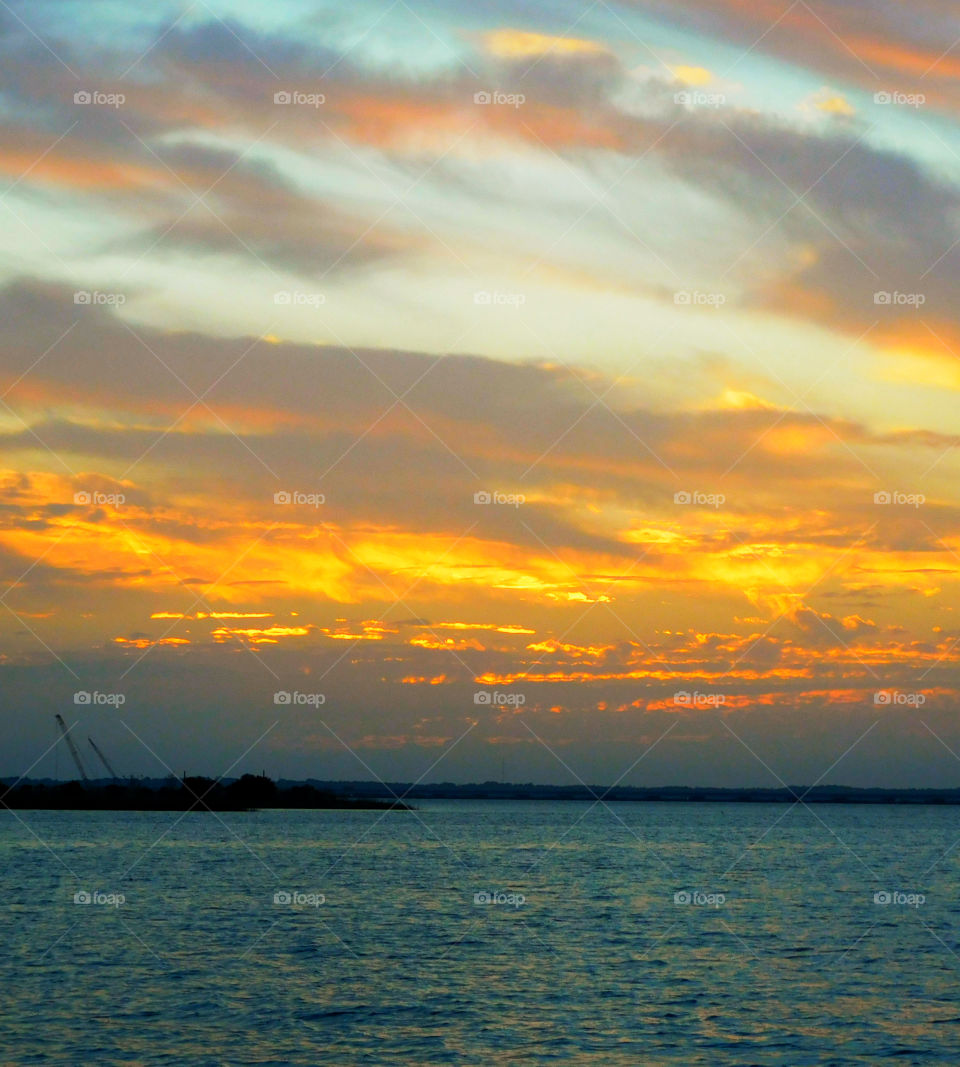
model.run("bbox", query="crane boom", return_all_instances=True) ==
[54,714,89,782]
[88,736,119,779]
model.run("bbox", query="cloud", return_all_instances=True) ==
[0,281,957,632]
[3,5,958,371]
[669,65,715,87]
[634,0,960,115]
[482,29,611,59]
[805,87,856,117]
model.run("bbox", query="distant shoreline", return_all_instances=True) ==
[299,782,960,804]
[4,777,960,808]
[0,775,412,812]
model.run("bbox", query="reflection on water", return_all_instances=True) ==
[3,802,959,1064]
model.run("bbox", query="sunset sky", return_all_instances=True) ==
[2,0,960,786]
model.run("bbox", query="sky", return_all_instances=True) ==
[2,0,960,787]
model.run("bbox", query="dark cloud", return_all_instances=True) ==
[0,281,955,556]
[634,0,960,113]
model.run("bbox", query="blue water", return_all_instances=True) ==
[2,801,960,1064]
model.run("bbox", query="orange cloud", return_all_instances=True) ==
[0,148,163,191]
[330,92,624,154]
[409,634,486,651]
[113,636,190,648]
[211,625,311,644]
[432,622,536,634]
[150,611,273,620]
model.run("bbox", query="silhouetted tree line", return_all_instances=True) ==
[1,773,412,811]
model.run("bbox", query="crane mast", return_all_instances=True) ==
[54,714,89,782]
[88,736,120,779]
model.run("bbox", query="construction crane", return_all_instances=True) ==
[54,713,89,783]
[88,736,120,780]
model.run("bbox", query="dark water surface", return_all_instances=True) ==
[3,801,959,1064]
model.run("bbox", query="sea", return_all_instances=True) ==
[2,801,959,1065]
